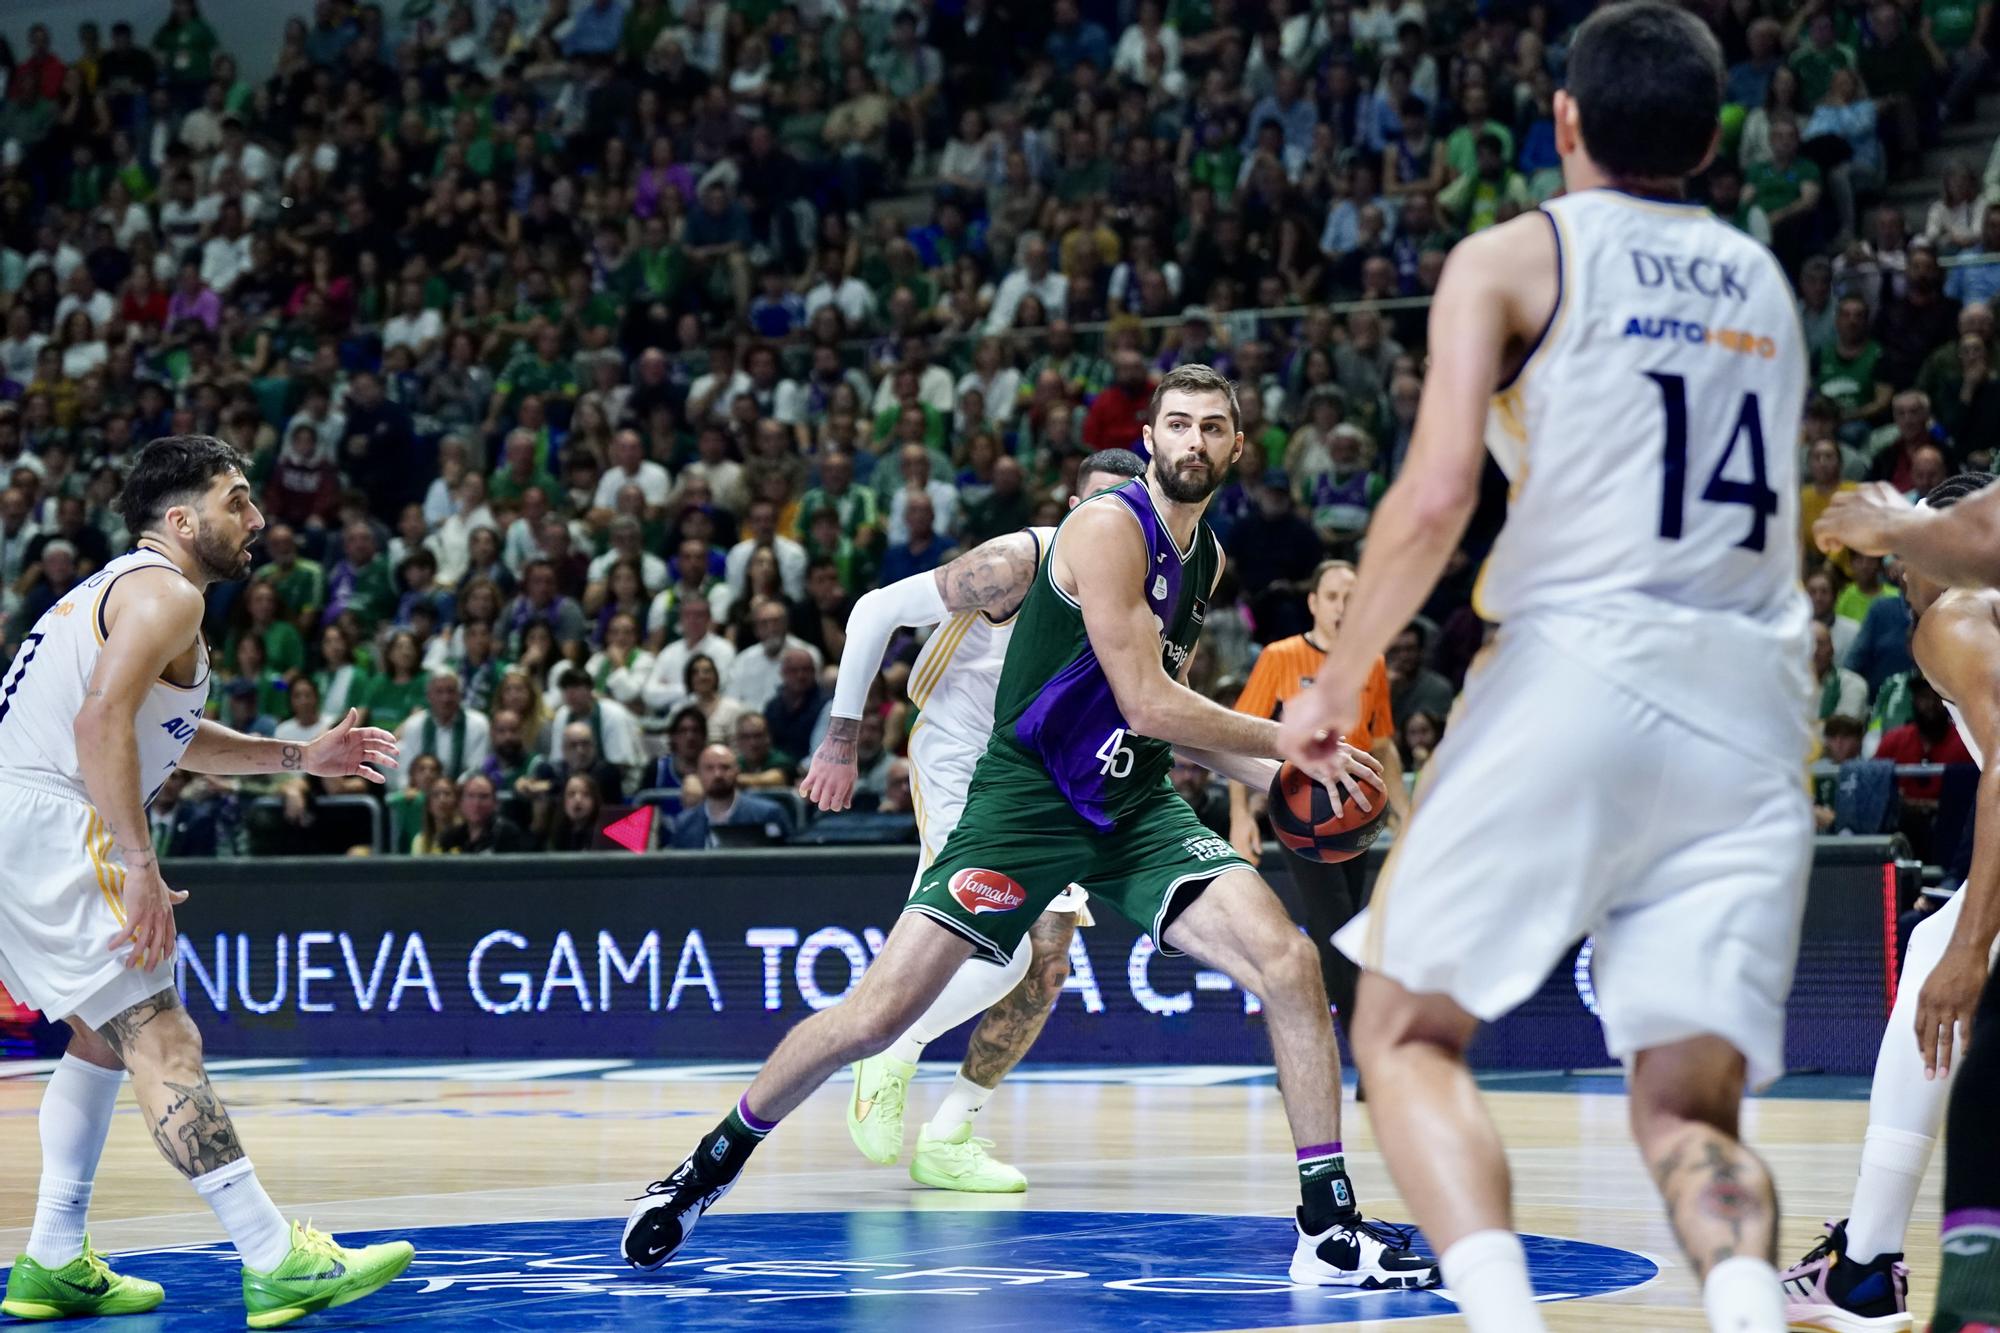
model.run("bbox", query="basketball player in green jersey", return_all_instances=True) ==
[627,364,1437,1289]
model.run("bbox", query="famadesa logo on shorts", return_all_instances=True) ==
[950,868,1026,915]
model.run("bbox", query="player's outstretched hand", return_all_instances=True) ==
[1916,939,1989,1080]
[112,863,187,970]
[304,708,400,784]
[1815,482,1916,558]
[800,718,860,811]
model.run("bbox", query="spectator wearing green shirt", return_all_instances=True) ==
[1815,294,1895,429]
[152,0,216,103]
[365,631,431,733]
[226,580,307,679]
[488,428,562,508]
[1437,132,1532,234]
[1926,0,1994,117]
[1789,11,1858,105]
[255,523,326,629]
[487,326,578,436]
[1442,84,1513,181]
[1835,551,1902,627]
[1746,116,1823,270]
[795,448,881,546]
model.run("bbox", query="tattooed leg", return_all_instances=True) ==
[95,988,246,1178]
[1629,1037,1777,1275]
[960,911,1077,1089]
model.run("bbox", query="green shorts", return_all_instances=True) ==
[908,753,1254,966]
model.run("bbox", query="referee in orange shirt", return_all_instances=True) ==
[1229,559,1410,1031]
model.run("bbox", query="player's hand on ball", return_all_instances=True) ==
[113,863,187,970]
[1916,939,1989,1079]
[1815,482,1915,558]
[799,720,861,811]
[304,708,399,784]
[1323,741,1386,815]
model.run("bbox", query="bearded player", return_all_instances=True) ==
[799,448,1142,1193]
[627,365,1435,1289]
[0,437,412,1328]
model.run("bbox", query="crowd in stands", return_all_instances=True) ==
[0,0,1989,858]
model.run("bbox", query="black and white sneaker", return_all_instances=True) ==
[623,1155,736,1270]
[1289,1209,1440,1289]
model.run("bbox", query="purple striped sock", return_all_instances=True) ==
[735,1094,778,1136]
[1297,1141,1343,1162]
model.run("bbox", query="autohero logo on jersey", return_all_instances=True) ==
[1622,315,1778,359]
[950,867,1028,915]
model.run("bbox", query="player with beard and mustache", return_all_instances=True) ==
[626,366,1437,1289]
[0,436,416,1327]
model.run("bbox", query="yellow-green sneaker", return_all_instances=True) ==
[909,1122,1028,1193]
[846,1053,915,1165]
[240,1221,413,1329]
[2,1238,164,1319]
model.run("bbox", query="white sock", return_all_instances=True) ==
[1701,1255,1787,1333]
[928,1073,993,1134]
[1440,1230,1546,1333]
[1843,901,1958,1261]
[887,937,1034,1069]
[191,1157,292,1273]
[1846,1126,1934,1262]
[26,1054,124,1267]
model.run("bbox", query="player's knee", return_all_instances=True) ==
[1257,930,1325,1006]
[1023,948,1069,1008]
[113,1005,206,1077]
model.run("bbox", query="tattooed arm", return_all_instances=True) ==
[74,570,204,970]
[800,532,1042,811]
[932,530,1042,618]
[183,708,400,782]
[180,721,309,775]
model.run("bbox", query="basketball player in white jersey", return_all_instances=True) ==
[1278,6,1813,1330]
[799,448,1143,1193]
[1778,472,2000,1332]
[0,437,414,1327]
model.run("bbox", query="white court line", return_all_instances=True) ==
[280,1059,634,1081]
[0,1057,302,1080]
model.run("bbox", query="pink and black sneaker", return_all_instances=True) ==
[1781,1219,1912,1332]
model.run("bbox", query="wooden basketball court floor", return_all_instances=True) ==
[0,1060,1935,1331]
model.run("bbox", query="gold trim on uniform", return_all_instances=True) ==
[85,810,127,925]
[911,613,977,706]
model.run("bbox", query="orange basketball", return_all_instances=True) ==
[1267,760,1386,863]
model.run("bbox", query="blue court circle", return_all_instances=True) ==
[37,1212,1657,1329]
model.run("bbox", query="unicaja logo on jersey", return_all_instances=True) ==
[949,868,1026,915]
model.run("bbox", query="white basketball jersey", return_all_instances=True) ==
[1945,701,1985,769]
[1477,189,1813,768]
[0,548,209,806]
[905,527,1051,757]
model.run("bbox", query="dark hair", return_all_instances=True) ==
[1823,713,1866,740]
[1566,1,1723,181]
[1078,448,1146,486]
[558,666,592,691]
[115,434,244,534]
[1147,364,1241,432]
[1926,472,1996,510]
